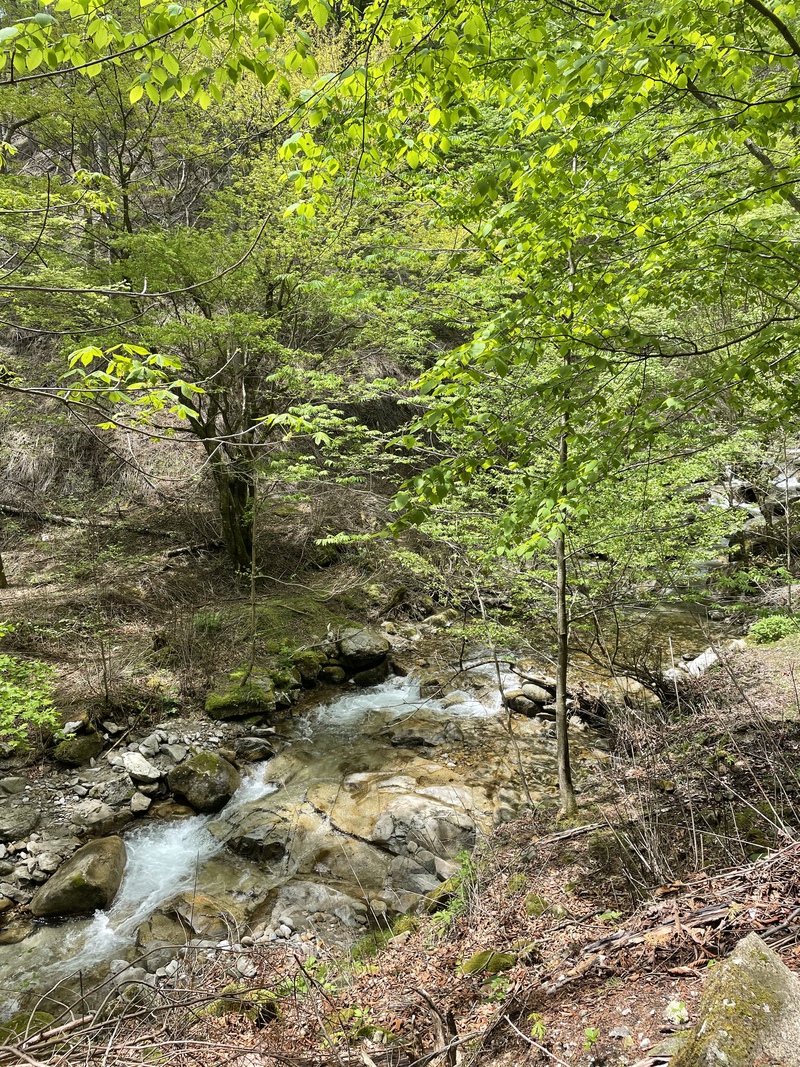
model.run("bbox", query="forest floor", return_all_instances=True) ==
[2,511,800,1067]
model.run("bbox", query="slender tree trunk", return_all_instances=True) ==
[555,427,577,817]
[214,469,254,573]
[0,547,7,589]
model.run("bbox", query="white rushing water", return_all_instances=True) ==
[57,769,279,974]
[0,766,281,1011]
[312,675,498,727]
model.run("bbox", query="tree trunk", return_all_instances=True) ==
[215,470,254,573]
[0,547,7,589]
[555,429,577,817]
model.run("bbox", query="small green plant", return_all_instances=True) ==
[749,614,800,644]
[193,610,224,635]
[482,974,510,1002]
[429,850,478,935]
[528,1013,546,1040]
[583,1027,600,1050]
[0,623,59,746]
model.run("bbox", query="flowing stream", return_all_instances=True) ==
[0,626,725,1020]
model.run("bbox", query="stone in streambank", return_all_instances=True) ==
[54,731,104,766]
[29,836,126,917]
[167,752,241,813]
[672,933,800,1067]
[337,626,390,670]
[205,671,276,720]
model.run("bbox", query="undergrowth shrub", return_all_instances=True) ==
[749,614,800,644]
[0,622,59,746]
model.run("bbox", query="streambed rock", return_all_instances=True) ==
[167,752,241,813]
[29,835,126,917]
[337,626,390,670]
[53,732,104,766]
[0,804,39,843]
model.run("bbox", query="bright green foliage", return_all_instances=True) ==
[0,623,58,745]
[749,615,800,644]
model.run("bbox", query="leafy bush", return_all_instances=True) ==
[0,623,59,745]
[749,615,800,644]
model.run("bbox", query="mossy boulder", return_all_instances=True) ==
[205,671,276,720]
[291,650,324,686]
[204,983,279,1024]
[424,875,459,913]
[337,626,390,670]
[0,1012,56,1044]
[461,950,516,975]
[672,933,800,1067]
[167,752,241,813]
[54,731,104,766]
[30,836,126,917]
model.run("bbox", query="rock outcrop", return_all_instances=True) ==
[29,836,126,917]
[672,933,800,1067]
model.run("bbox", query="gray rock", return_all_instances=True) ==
[337,626,390,670]
[0,882,31,904]
[30,836,126,917]
[0,777,27,796]
[521,683,552,703]
[138,733,161,758]
[233,737,274,762]
[161,744,189,763]
[352,661,390,687]
[121,752,162,784]
[0,804,39,843]
[130,792,152,814]
[72,799,132,835]
[167,752,241,813]
[388,855,440,895]
[672,933,800,1067]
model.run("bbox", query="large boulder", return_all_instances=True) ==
[205,671,276,720]
[29,836,126,917]
[672,933,800,1067]
[54,731,104,766]
[337,626,390,671]
[167,752,241,813]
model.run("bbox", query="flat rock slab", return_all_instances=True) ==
[673,933,800,1067]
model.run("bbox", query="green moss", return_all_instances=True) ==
[203,984,279,1023]
[350,930,392,962]
[507,873,526,893]
[54,731,104,765]
[461,950,516,975]
[392,914,421,936]
[424,875,459,913]
[524,893,549,917]
[205,673,275,719]
[0,1012,55,1044]
[672,950,782,1067]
